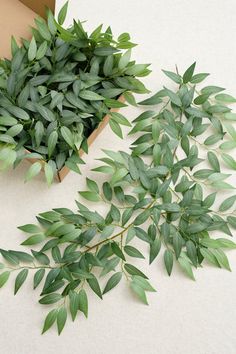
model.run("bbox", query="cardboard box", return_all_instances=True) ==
[0,0,124,182]
[0,0,55,58]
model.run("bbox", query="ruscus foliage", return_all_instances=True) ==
[0,63,236,335]
[0,2,150,184]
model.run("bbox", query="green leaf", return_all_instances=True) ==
[34,269,45,289]
[25,162,42,182]
[79,90,104,101]
[110,112,131,127]
[210,249,231,271]
[183,62,196,83]
[207,151,220,172]
[86,178,99,193]
[48,131,58,158]
[200,248,220,267]
[60,126,74,148]
[101,55,113,77]
[186,241,198,267]
[149,238,161,264]
[124,263,148,279]
[172,233,183,259]
[0,250,19,265]
[219,195,236,212]
[178,256,195,280]
[164,87,182,106]
[28,37,37,61]
[57,306,67,335]
[133,209,150,225]
[164,250,173,276]
[204,134,223,146]
[215,93,236,103]
[69,290,80,321]
[21,233,45,246]
[139,92,162,106]
[0,271,10,288]
[79,191,100,202]
[102,182,112,201]
[162,70,182,84]
[94,47,118,56]
[110,168,128,185]
[111,242,126,261]
[35,103,55,122]
[224,113,236,121]
[227,216,236,229]
[201,86,225,95]
[132,275,156,292]
[123,91,137,106]
[118,49,131,70]
[42,309,58,334]
[130,282,148,305]
[78,289,88,318]
[7,106,30,120]
[222,153,236,170]
[14,269,28,294]
[0,116,17,126]
[211,181,235,190]
[87,276,103,299]
[190,73,209,84]
[103,272,122,294]
[36,41,48,60]
[35,18,51,41]
[32,250,50,265]
[44,163,54,186]
[124,245,144,259]
[39,293,62,305]
[109,119,123,139]
[58,1,68,25]
[18,224,41,233]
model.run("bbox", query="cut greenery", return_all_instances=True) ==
[1,63,236,335]
[0,2,150,184]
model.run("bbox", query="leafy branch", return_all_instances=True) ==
[0,63,236,334]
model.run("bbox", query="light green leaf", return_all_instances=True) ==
[109,119,123,139]
[28,37,37,61]
[78,289,88,318]
[0,271,10,288]
[79,90,104,101]
[103,272,122,294]
[183,62,196,83]
[21,233,45,246]
[124,245,145,259]
[14,269,28,294]
[57,306,67,335]
[48,131,58,158]
[79,191,100,202]
[124,263,148,279]
[219,195,236,212]
[25,162,42,182]
[60,126,74,148]
[130,282,148,305]
[58,1,68,25]
[42,309,58,334]
[164,249,173,276]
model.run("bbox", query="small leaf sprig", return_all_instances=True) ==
[0,1,150,184]
[0,63,236,335]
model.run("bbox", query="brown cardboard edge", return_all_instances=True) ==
[25,95,126,183]
[20,0,55,18]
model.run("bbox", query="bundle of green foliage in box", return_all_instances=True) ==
[0,2,150,184]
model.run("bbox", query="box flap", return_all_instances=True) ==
[20,0,55,18]
[0,0,54,59]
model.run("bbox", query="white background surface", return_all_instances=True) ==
[0,0,236,353]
